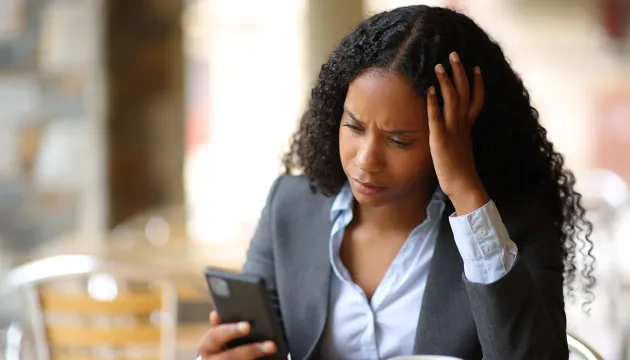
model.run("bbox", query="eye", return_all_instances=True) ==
[388,138,411,148]
[343,123,363,132]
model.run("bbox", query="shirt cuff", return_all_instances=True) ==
[448,200,518,284]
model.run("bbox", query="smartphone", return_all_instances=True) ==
[204,267,290,359]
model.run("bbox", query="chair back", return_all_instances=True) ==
[40,287,164,359]
[1,254,179,360]
[567,332,604,360]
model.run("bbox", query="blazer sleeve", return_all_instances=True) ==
[241,176,286,336]
[463,198,569,360]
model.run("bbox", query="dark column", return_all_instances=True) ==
[105,0,185,228]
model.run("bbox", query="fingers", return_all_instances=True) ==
[433,52,484,128]
[427,86,444,136]
[210,311,221,327]
[197,322,251,356]
[434,63,458,131]
[448,52,470,119]
[214,341,277,360]
[467,66,485,125]
[198,312,278,359]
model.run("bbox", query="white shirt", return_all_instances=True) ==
[322,184,518,360]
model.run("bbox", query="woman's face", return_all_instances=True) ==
[339,69,434,207]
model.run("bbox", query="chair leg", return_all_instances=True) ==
[160,281,179,360]
[5,322,23,360]
[620,327,629,360]
[24,285,50,360]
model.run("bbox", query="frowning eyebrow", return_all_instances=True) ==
[344,107,364,124]
[343,106,422,135]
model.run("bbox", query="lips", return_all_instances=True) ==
[354,179,383,188]
[351,178,387,196]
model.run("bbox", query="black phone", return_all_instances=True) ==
[204,267,289,360]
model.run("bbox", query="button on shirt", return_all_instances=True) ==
[322,184,518,360]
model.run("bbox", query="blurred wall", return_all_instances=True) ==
[184,0,365,244]
[184,0,308,244]
[0,0,105,253]
[305,0,364,87]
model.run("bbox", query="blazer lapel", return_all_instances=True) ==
[281,194,334,360]
[414,206,477,357]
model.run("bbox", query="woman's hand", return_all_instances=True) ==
[196,311,277,360]
[427,52,487,215]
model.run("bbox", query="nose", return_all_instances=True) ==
[353,138,384,173]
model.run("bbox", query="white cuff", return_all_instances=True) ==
[449,200,518,283]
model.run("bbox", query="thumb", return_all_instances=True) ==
[209,311,221,327]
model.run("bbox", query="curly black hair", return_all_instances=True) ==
[282,5,595,307]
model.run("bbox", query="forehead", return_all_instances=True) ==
[344,69,427,128]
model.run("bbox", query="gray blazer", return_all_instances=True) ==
[243,175,569,360]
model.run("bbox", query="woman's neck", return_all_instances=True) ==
[353,185,435,234]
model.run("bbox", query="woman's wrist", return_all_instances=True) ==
[449,184,489,216]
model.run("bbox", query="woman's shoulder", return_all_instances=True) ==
[267,174,333,212]
[274,174,311,193]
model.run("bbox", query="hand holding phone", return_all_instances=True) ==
[197,267,289,360]
[196,310,278,359]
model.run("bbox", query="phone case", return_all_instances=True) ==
[204,267,289,359]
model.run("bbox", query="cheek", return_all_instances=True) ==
[388,147,433,181]
[338,130,357,165]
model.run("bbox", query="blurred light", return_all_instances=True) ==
[578,168,629,210]
[150,310,161,325]
[145,216,170,246]
[615,208,630,275]
[87,273,118,301]
[208,0,302,20]
[184,0,305,245]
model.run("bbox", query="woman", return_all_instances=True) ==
[197,5,595,360]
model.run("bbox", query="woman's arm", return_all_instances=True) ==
[428,54,568,359]
[447,193,568,359]
[241,176,285,334]
[462,200,568,359]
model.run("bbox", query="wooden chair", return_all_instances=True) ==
[40,289,165,359]
[1,254,180,360]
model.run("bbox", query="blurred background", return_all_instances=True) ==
[0,0,628,359]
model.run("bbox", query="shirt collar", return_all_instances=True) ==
[329,182,447,221]
[330,183,355,221]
